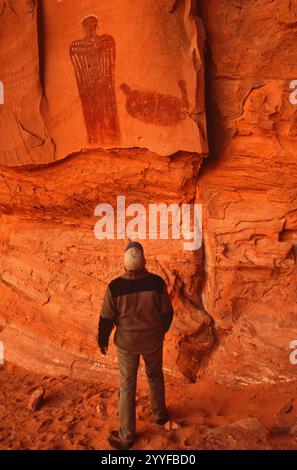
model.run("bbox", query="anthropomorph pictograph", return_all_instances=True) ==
[120,80,189,126]
[70,15,120,145]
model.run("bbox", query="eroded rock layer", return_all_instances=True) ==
[198,0,297,384]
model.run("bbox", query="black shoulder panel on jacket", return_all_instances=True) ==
[109,273,165,298]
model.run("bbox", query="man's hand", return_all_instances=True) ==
[100,345,108,355]
[98,316,114,356]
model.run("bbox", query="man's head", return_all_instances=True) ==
[124,242,146,272]
[82,14,98,36]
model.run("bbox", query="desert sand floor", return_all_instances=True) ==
[1,362,297,450]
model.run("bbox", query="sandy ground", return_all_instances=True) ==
[1,362,297,450]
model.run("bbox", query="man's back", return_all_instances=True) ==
[100,269,173,352]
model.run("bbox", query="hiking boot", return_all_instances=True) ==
[108,430,134,450]
[156,412,169,426]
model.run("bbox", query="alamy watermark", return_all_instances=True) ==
[94,196,202,251]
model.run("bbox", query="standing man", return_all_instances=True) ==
[98,242,174,450]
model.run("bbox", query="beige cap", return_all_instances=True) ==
[124,242,146,271]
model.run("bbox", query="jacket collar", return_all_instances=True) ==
[121,268,150,280]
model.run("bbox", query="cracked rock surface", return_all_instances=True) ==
[198,0,297,383]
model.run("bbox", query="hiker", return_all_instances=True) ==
[98,242,174,450]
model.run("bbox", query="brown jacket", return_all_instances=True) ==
[98,269,174,352]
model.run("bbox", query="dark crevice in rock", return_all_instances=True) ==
[177,319,217,382]
[174,4,219,382]
[173,241,217,382]
[195,2,232,173]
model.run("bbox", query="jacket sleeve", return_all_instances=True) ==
[160,284,174,333]
[98,286,117,348]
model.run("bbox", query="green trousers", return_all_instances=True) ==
[117,345,167,444]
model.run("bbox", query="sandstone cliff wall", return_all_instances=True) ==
[1,0,297,384]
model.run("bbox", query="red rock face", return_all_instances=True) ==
[0,0,296,385]
[0,0,54,165]
[198,0,297,383]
